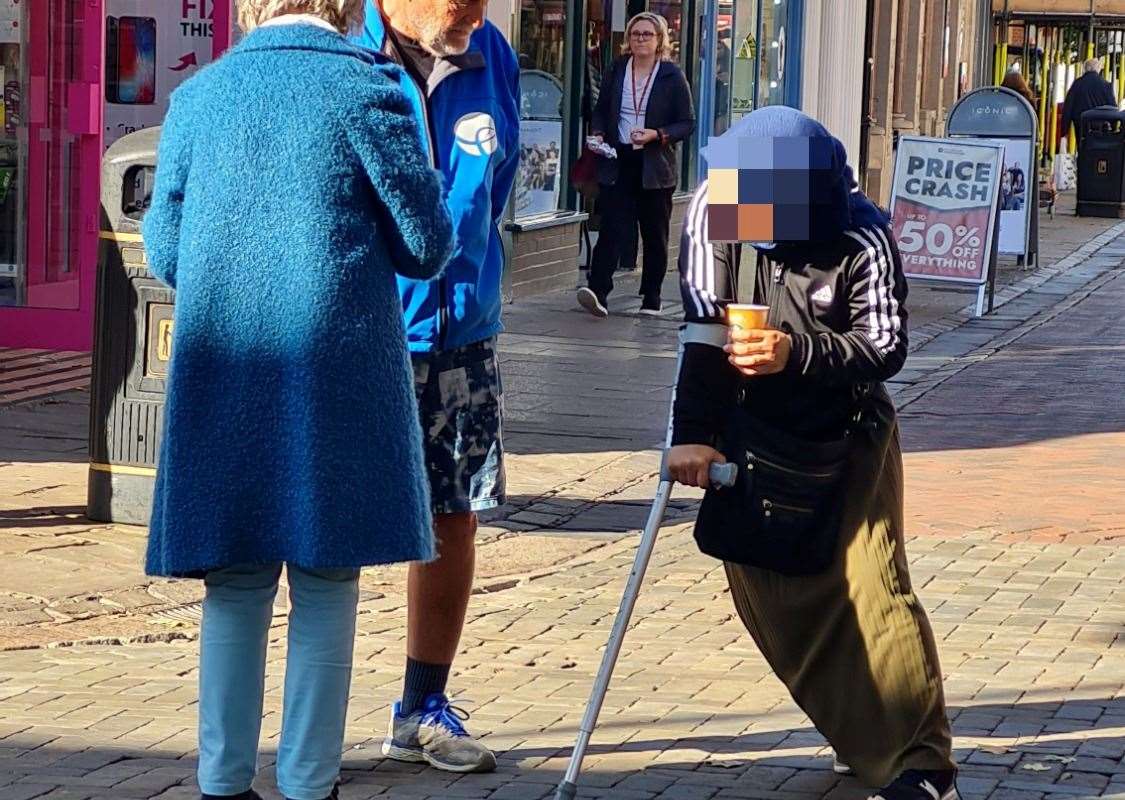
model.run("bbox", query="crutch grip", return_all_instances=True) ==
[659,460,738,488]
[709,462,738,488]
[554,782,577,800]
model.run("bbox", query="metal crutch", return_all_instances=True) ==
[554,332,737,800]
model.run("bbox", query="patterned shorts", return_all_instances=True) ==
[412,338,506,515]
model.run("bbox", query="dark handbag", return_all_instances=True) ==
[694,409,854,575]
[569,149,600,200]
[691,246,863,575]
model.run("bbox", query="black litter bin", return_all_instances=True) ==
[1077,107,1125,218]
[87,126,170,524]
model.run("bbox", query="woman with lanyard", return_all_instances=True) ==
[578,12,694,317]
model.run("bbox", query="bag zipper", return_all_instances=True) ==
[746,449,838,480]
[762,498,814,518]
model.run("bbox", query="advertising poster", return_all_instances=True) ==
[0,0,19,46]
[515,119,562,218]
[889,136,1004,285]
[980,137,1032,255]
[104,0,218,150]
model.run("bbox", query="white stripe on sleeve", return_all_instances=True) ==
[845,228,900,354]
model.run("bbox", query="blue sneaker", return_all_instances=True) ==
[381,694,496,773]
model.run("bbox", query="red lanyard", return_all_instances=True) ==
[630,58,656,129]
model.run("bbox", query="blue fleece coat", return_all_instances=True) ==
[141,23,453,578]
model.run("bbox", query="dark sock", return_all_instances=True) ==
[401,657,450,716]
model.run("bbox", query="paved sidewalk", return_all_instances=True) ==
[1,215,1124,799]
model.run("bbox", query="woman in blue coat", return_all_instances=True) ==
[141,1,453,798]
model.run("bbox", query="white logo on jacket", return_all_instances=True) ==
[810,284,834,305]
[454,113,498,157]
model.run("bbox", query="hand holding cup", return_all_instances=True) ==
[724,305,790,377]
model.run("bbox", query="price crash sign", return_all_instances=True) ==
[889,137,1004,285]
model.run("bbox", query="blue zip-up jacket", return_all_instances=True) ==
[354,13,520,353]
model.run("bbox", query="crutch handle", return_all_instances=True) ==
[709,462,738,488]
[554,781,577,800]
[658,460,738,488]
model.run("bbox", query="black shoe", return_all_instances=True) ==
[638,297,662,316]
[869,770,958,800]
[202,792,263,800]
[577,287,609,318]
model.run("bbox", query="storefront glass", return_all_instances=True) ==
[649,0,686,67]
[0,0,25,306]
[515,0,567,218]
[759,0,790,107]
[0,0,233,348]
[1,0,86,311]
[104,1,222,150]
[729,0,758,125]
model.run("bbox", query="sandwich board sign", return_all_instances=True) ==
[888,136,1004,317]
[947,86,1040,268]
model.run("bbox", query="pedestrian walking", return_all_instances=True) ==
[666,107,959,800]
[353,0,520,775]
[1001,68,1037,111]
[141,2,453,799]
[577,12,695,318]
[1061,58,1117,147]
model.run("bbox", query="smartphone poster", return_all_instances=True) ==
[104,0,218,149]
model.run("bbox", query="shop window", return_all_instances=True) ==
[648,0,685,68]
[758,0,791,107]
[0,2,23,306]
[1,0,84,310]
[515,0,566,218]
[104,1,221,150]
[712,0,759,135]
[729,0,758,125]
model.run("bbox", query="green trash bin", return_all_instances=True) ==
[87,126,170,524]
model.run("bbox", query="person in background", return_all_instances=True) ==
[1001,68,1036,112]
[580,39,640,277]
[141,1,453,798]
[1061,58,1117,147]
[354,0,520,775]
[577,12,694,317]
[668,107,958,800]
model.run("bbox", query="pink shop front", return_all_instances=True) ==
[0,0,234,350]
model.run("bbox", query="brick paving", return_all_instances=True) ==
[0,351,91,408]
[1,211,1124,798]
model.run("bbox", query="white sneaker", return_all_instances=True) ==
[382,695,497,774]
[577,287,609,318]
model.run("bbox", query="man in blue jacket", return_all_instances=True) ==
[354,0,520,775]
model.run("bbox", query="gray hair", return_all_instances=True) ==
[237,0,366,34]
[1085,58,1103,73]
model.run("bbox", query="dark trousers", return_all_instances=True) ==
[588,147,674,303]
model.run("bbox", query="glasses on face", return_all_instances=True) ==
[630,30,656,40]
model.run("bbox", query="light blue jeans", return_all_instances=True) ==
[197,563,360,800]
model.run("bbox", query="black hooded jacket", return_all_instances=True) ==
[671,182,909,446]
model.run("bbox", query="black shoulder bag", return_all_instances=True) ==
[693,246,870,576]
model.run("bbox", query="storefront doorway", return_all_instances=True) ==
[0,0,233,351]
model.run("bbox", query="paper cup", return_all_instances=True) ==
[726,304,770,330]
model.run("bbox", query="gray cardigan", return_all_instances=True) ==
[590,57,696,190]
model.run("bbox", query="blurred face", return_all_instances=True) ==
[628,20,659,60]
[381,0,486,56]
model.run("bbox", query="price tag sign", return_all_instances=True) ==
[889,136,1003,286]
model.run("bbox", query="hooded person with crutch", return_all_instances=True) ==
[557,107,958,800]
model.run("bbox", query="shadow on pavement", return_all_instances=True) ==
[0,505,89,529]
[899,272,1125,454]
[0,699,1120,799]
